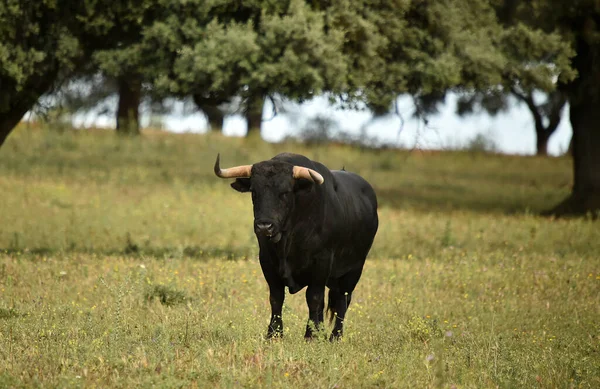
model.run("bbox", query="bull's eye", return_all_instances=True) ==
[279,192,290,200]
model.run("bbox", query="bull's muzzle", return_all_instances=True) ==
[254,221,282,243]
[255,221,274,236]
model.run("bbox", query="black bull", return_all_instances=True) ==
[215,152,378,340]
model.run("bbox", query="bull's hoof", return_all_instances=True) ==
[304,334,316,342]
[303,328,316,340]
[329,331,343,342]
[266,328,283,340]
[304,328,327,341]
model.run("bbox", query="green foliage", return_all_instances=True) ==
[0,0,159,106]
[0,0,578,144]
[456,88,510,117]
[257,0,347,98]
[500,23,575,89]
[0,0,166,144]
[0,1,81,86]
[171,20,260,95]
[335,0,573,111]
[157,0,346,102]
[0,0,83,117]
[84,0,161,78]
[143,0,575,115]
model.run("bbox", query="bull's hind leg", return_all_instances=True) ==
[304,284,326,339]
[328,267,364,341]
[328,289,352,340]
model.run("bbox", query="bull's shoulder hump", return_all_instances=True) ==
[329,170,378,215]
[272,153,314,166]
[272,153,332,175]
[332,170,377,196]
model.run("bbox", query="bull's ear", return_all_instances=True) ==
[294,178,313,193]
[231,178,251,193]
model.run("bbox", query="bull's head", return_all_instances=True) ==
[214,154,324,243]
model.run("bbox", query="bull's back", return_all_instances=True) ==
[330,170,378,243]
[273,152,378,247]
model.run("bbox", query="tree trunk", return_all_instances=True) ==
[116,76,142,135]
[204,106,224,132]
[0,104,30,147]
[566,135,574,157]
[554,96,600,213]
[193,95,224,132]
[511,88,566,157]
[535,131,550,156]
[0,72,58,148]
[244,94,265,137]
[548,31,600,216]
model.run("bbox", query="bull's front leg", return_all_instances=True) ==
[304,284,325,339]
[266,282,285,339]
[259,247,285,339]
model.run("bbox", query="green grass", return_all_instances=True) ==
[0,125,599,388]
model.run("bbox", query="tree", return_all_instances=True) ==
[500,1,600,215]
[0,0,165,145]
[321,0,572,159]
[244,94,266,136]
[510,88,567,156]
[115,76,143,135]
[550,4,600,214]
[151,0,347,137]
[456,88,567,156]
[141,1,233,133]
[193,94,228,133]
[0,1,84,146]
[1,0,576,153]
[89,0,168,135]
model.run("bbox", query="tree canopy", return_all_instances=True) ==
[0,0,161,143]
[1,0,573,141]
[0,0,83,145]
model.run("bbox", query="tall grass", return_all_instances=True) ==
[0,126,598,388]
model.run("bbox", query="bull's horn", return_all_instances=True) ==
[214,154,252,178]
[292,166,324,185]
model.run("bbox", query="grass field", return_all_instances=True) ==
[1,125,599,388]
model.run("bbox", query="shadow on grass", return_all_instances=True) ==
[0,245,256,260]
[376,185,561,215]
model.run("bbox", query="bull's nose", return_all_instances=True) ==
[255,222,274,236]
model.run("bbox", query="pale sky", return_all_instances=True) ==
[75,93,573,156]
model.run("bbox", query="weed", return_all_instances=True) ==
[441,220,454,247]
[464,131,498,153]
[405,315,443,342]
[0,308,21,319]
[99,273,137,341]
[144,284,187,306]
